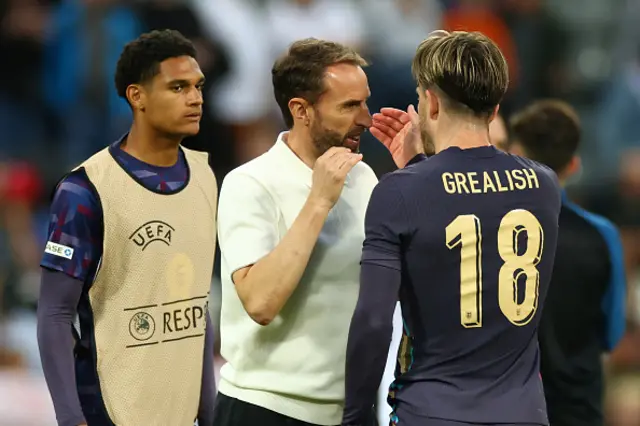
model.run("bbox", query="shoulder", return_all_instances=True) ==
[219,157,277,209]
[52,169,100,211]
[349,160,378,188]
[376,157,433,191]
[220,148,281,191]
[565,201,621,244]
[182,146,217,185]
[511,154,559,184]
[181,146,210,165]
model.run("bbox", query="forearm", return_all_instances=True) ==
[237,198,330,324]
[343,263,400,425]
[37,269,86,426]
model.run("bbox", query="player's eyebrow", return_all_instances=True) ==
[167,77,206,87]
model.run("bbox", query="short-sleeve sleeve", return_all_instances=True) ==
[40,169,103,281]
[217,170,279,279]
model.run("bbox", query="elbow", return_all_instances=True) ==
[243,300,277,326]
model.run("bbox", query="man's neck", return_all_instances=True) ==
[122,122,182,167]
[285,127,318,169]
[434,116,491,154]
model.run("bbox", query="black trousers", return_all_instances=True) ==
[212,392,338,426]
[391,409,544,426]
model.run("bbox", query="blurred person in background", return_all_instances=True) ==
[0,0,51,163]
[508,100,627,426]
[37,30,218,426]
[0,161,45,371]
[42,0,142,168]
[489,113,508,151]
[190,0,277,165]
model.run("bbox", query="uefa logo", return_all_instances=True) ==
[129,312,156,341]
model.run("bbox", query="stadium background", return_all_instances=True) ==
[0,0,638,424]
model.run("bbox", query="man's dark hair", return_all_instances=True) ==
[509,99,581,172]
[115,29,197,104]
[272,38,368,128]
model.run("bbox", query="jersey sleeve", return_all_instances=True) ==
[597,219,627,351]
[40,169,103,281]
[361,175,410,271]
[217,170,279,279]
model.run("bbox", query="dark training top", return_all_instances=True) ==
[538,191,626,426]
[343,147,562,426]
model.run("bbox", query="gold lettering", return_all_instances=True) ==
[454,173,470,194]
[483,171,497,193]
[505,170,515,191]
[512,169,527,190]
[523,168,539,189]
[442,173,456,194]
[493,171,509,192]
[468,172,481,194]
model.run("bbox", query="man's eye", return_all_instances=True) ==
[172,86,183,92]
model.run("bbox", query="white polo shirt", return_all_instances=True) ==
[217,132,378,425]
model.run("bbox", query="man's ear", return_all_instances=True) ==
[289,97,311,126]
[426,89,440,121]
[127,84,146,112]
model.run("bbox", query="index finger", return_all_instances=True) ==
[338,153,363,172]
[323,146,351,158]
[379,108,411,124]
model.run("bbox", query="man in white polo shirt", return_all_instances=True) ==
[214,38,378,426]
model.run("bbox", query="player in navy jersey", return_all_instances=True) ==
[37,30,217,426]
[507,100,626,426]
[342,31,562,426]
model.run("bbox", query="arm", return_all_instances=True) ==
[343,179,407,425]
[37,170,102,426]
[219,148,361,325]
[198,311,216,426]
[599,221,627,351]
[218,172,329,326]
[37,270,86,426]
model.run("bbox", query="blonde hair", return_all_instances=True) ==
[412,31,509,118]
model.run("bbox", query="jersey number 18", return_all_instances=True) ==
[446,209,544,328]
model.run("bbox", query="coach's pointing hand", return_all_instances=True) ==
[310,147,362,210]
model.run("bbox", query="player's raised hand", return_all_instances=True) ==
[309,147,362,210]
[370,105,424,168]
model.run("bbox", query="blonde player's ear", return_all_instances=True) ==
[489,105,500,123]
[426,89,439,120]
[289,97,310,126]
[127,85,144,112]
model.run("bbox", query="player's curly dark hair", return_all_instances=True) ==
[115,29,197,105]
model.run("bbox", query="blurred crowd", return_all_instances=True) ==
[0,0,639,424]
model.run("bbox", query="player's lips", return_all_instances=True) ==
[185,112,202,120]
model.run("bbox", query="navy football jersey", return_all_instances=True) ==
[369,146,561,424]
